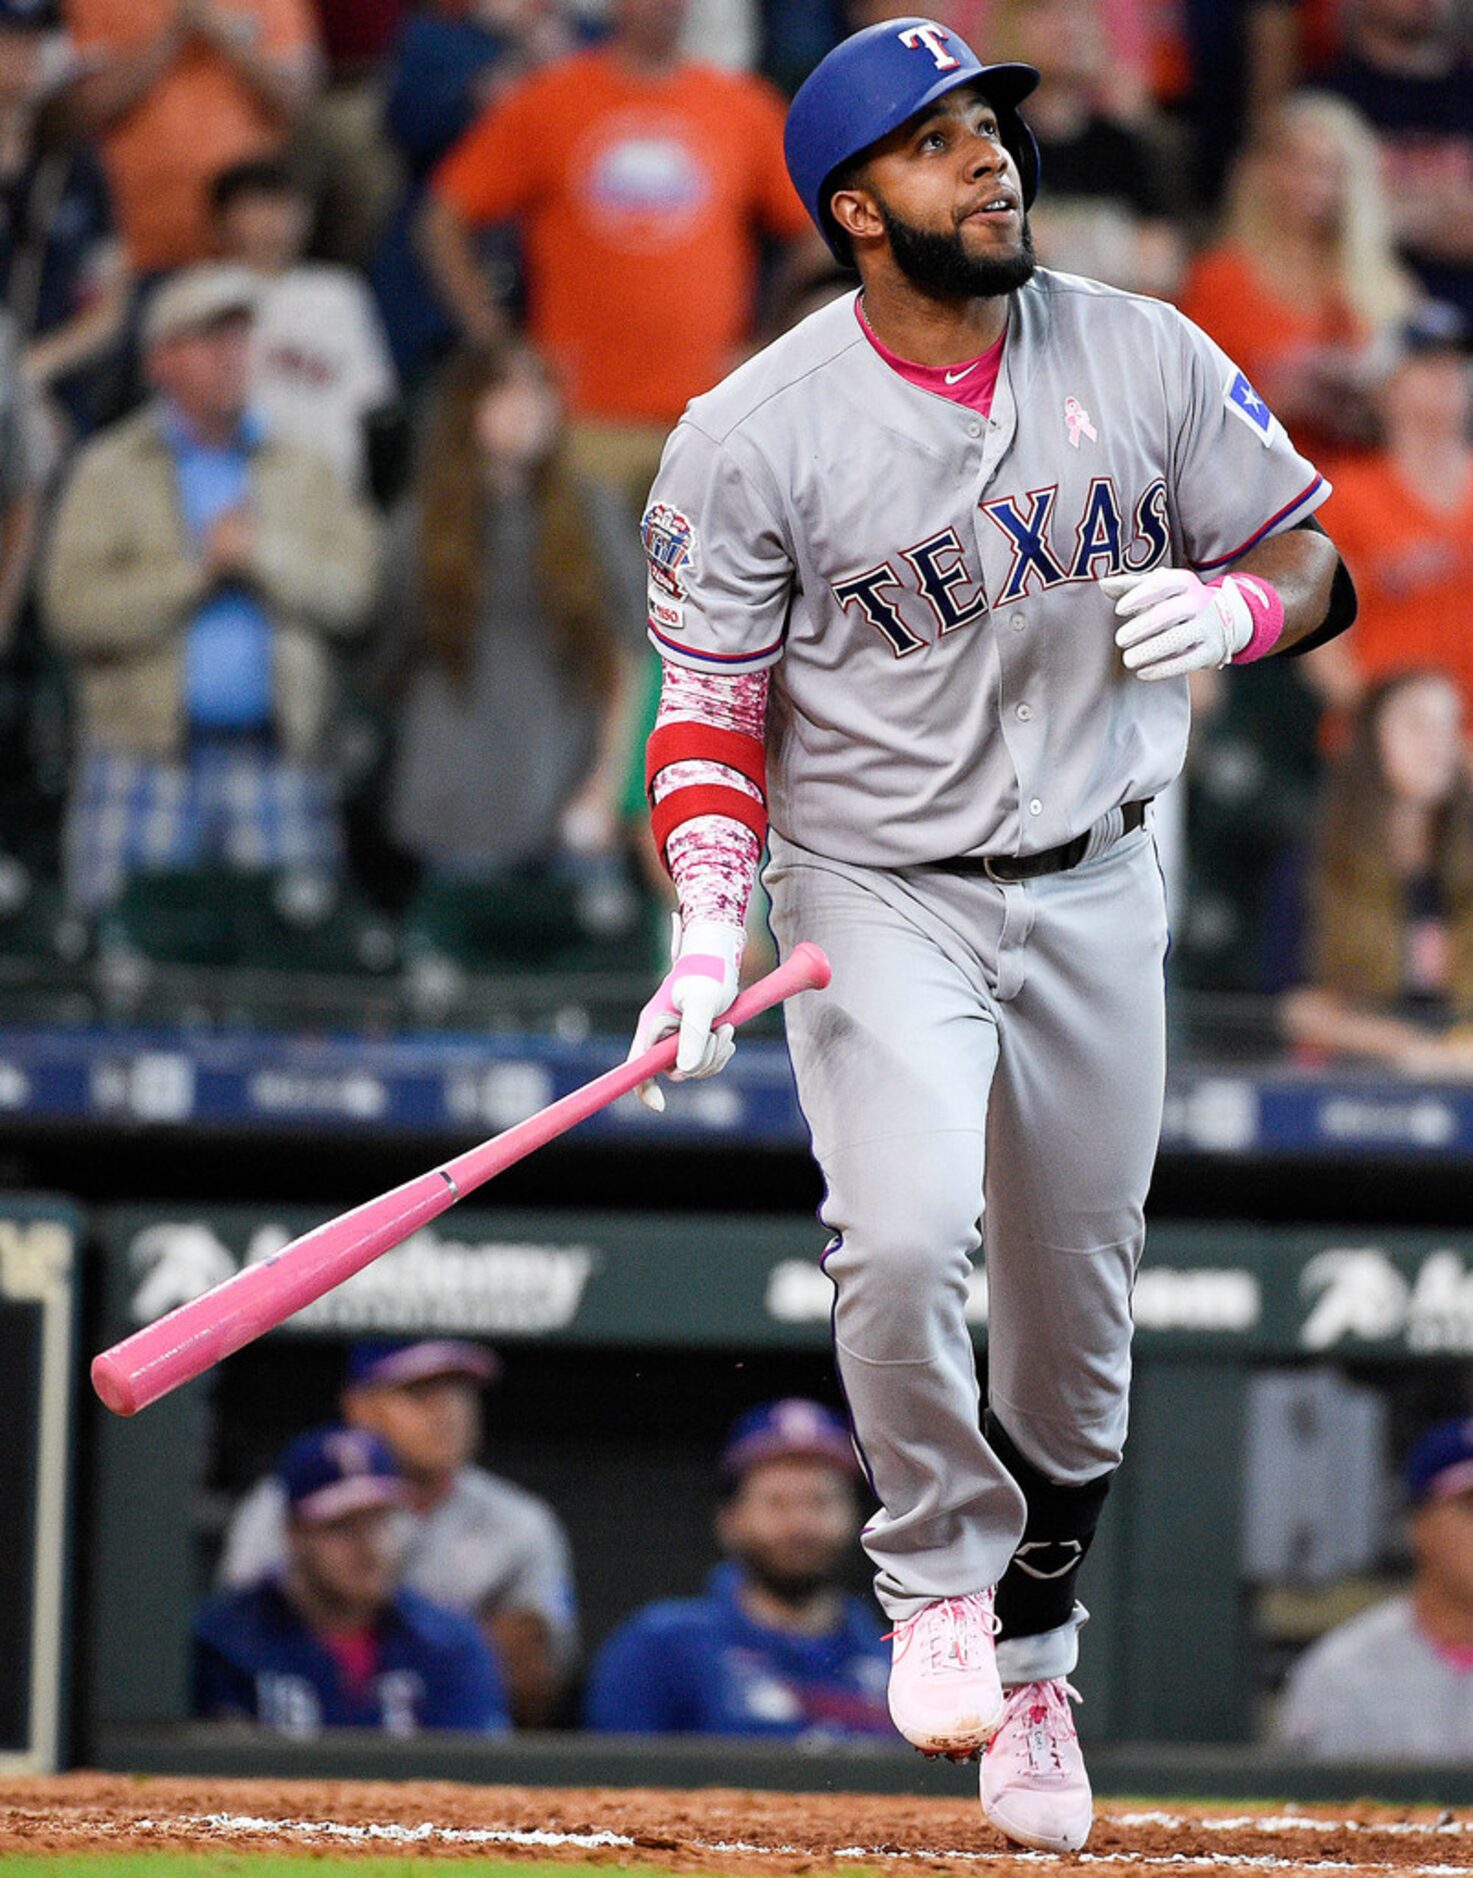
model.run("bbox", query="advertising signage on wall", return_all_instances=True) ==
[99,1208,1473,1359]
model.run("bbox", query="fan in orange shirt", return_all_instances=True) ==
[66,0,319,274]
[1180,90,1413,465]
[1306,303,1473,738]
[420,0,816,864]
[423,0,813,436]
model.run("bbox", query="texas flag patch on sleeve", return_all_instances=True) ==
[1224,370,1277,446]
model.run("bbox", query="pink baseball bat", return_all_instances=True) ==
[91,943,831,1418]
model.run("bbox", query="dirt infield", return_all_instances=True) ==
[3,1775,1473,1873]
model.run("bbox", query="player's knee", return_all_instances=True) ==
[822,1193,982,1359]
[993,1397,1128,1485]
[824,1188,981,1290]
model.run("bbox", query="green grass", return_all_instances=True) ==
[0,1861,684,1877]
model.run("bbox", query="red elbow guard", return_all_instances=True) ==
[645,722,768,868]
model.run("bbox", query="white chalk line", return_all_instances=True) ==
[152,1812,639,1849]
[66,1807,1463,1871]
[1117,1817,1473,1840]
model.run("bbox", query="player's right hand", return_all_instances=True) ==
[626,916,743,1113]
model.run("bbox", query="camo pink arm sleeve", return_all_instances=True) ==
[649,663,768,931]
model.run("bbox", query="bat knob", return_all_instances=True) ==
[91,1354,138,1418]
[791,942,833,992]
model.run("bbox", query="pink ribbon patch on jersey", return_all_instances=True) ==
[1064,397,1098,448]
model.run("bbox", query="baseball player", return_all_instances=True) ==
[586,1400,892,1739]
[627,17,1356,1852]
[193,1427,510,1736]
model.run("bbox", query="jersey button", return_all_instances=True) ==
[967,421,982,438]
[1012,613,1027,633]
[1028,798,1043,816]
[1016,703,1033,722]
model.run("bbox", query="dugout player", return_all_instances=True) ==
[585,1399,892,1738]
[219,1338,577,1725]
[1278,1417,1473,1759]
[625,17,1357,1852]
[193,1427,510,1736]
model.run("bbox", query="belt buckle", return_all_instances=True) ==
[982,854,1012,884]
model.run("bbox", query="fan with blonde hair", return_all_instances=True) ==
[1222,91,1413,337]
[1181,88,1415,455]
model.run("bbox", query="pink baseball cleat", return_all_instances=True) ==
[980,1677,1093,1853]
[886,1590,1005,1757]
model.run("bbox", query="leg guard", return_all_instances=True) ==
[986,1411,1113,1642]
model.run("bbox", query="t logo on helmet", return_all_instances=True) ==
[898,23,960,71]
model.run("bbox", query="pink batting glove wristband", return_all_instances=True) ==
[1214,573,1285,664]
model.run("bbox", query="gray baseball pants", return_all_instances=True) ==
[765,822,1168,1663]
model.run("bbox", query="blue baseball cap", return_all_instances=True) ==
[785,18,1039,261]
[345,1340,500,1391]
[720,1398,859,1483]
[276,1426,406,1524]
[1405,1417,1473,1507]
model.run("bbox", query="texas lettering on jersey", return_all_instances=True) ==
[833,477,1171,657]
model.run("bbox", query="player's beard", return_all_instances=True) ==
[739,1550,842,1610]
[877,198,1036,301]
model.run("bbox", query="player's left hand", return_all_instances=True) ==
[626,916,743,1114]
[1102,567,1253,681]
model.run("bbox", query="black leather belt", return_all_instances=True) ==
[939,799,1150,884]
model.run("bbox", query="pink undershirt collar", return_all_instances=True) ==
[855,296,1005,417]
[1428,1634,1473,1673]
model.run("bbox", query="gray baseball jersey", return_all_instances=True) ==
[643,270,1327,868]
[1277,1595,1473,1758]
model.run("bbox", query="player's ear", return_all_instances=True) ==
[829,182,884,249]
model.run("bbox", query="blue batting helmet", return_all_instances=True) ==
[785,18,1040,262]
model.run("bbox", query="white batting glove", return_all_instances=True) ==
[1102,567,1254,681]
[627,916,742,1114]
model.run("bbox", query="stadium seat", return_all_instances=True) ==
[0,854,84,962]
[1175,663,1324,994]
[404,860,660,979]
[98,869,398,974]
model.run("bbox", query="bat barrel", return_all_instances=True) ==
[91,1170,460,1416]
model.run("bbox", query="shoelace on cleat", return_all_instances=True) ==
[886,1594,1000,1673]
[1001,1678,1082,1781]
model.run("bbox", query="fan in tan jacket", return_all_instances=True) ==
[42,264,380,914]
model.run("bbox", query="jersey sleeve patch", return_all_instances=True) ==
[648,583,685,635]
[642,502,699,598]
[1223,370,1278,447]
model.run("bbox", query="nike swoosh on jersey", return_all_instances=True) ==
[944,363,979,384]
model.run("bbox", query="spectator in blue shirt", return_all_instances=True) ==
[194,1425,510,1737]
[585,1399,894,1740]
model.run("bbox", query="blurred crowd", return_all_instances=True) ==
[0,0,1470,1070]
